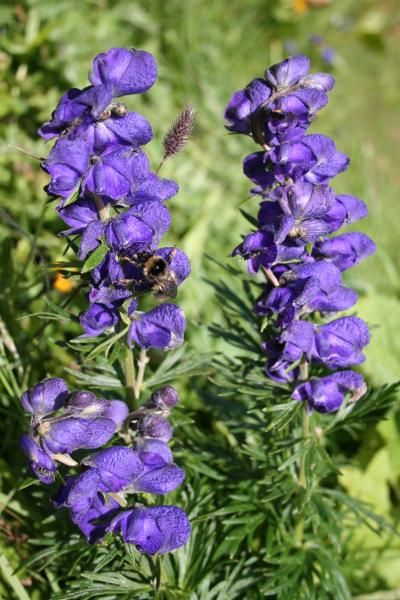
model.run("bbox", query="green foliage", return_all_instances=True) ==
[0,0,400,598]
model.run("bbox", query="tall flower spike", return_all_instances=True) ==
[21,47,192,555]
[226,54,374,414]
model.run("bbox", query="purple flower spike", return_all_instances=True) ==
[313,316,370,368]
[292,370,367,413]
[109,505,191,555]
[20,435,57,484]
[21,378,68,417]
[265,55,311,88]
[90,48,158,97]
[129,304,186,350]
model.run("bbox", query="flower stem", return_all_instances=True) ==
[125,349,136,410]
[92,193,110,223]
[134,348,149,401]
[295,358,310,545]
[262,266,280,287]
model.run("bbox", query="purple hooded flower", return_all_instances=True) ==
[292,370,367,413]
[232,231,277,274]
[255,261,357,323]
[84,146,151,200]
[36,415,117,455]
[265,55,311,88]
[280,320,315,362]
[146,386,179,411]
[20,435,57,484]
[109,505,191,554]
[225,78,271,134]
[129,304,186,350]
[126,173,179,205]
[78,111,153,154]
[65,392,128,428]
[312,316,370,368]
[107,199,171,253]
[42,138,90,199]
[313,232,376,271]
[89,48,158,97]
[278,182,347,243]
[262,340,299,384]
[138,415,173,442]
[82,446,185,495]
[79,302,120,337]
[269,134,349,185]
[21,377,68,417]
[57,196,100,236]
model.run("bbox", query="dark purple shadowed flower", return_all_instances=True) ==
[146,386,179,411]
[225,78,271,134]
[232,231,277,274]
[262,341,299,383]
[313,232,376,271]
[89,48,158,97]
[58,196,100,235]
[79,302,120,337]
[280,320,315,362]
[128,304,186,350]
[135,438,173,465]
[20,435,57,484]
[138,415,173,442]
[88,286,132,309]
[21,378,68,417]
[109,505,191,554]
[292,370,367,413]
[42,138,90,199]
[312,316,370,368]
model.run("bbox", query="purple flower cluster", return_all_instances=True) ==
[20,378,190,553]
[40,47,190,344]
[226,55,375,413]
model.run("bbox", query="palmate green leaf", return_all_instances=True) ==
[81,238,108,274]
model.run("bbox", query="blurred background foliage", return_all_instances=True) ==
[0,0,400,597]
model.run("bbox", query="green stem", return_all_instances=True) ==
[295,357,310,545]
[125,349,136,410]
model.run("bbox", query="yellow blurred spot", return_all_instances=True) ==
[293,0,309,13]
[53,273,75,293]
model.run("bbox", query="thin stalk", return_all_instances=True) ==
[295,358,310,545]
[92,193,110,222]
[262,266,280,287]
[125,349,136,410]
[134,348,149,401]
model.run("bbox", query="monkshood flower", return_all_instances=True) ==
[227,54,375,417]
[129,304,186,350]
[108,505,191,555]
[39,48,157,140]
[292,370,367,413]
[20,378,129,482]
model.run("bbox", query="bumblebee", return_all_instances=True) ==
[120,250,178,299]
